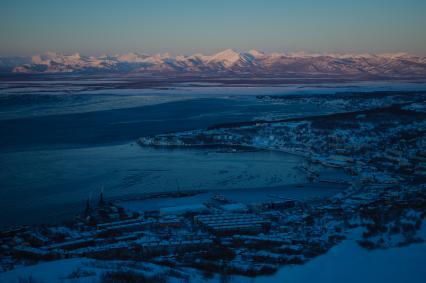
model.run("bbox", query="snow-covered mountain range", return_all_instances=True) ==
[2,49,426,78]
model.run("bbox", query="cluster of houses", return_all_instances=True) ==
[1,176,425,276]
[139,99,426,191]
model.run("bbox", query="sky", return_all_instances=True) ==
[1,0,425,56]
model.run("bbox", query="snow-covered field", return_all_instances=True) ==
[251,225,426,283]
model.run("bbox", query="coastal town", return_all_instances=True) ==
[139,91,426,186]
[1,179,425,280]
[1,91,425,282]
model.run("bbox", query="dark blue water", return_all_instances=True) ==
[1,96,328,227]
[0,97,326,152]
[0,144,305,227]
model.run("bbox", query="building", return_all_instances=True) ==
[97,218,155,233]
[159,204,208,216]
[194,213,270,235]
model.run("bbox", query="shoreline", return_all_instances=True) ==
[0,181,347,231]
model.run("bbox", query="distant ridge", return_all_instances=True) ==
[2,49,426,78]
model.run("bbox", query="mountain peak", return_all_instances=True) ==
[378,52,414,59]
[216,48,239,55]
[207,49,241,67]
[116,52,148,63]
[247,49,264,57]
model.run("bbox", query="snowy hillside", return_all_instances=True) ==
[2,49,426,78]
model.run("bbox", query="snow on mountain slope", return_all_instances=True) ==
[206,49,244,67]
[5,49,426,78]
[247,49,265,58]
[116,52,150,63]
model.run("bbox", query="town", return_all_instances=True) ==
[1,91,425,282]
[1,180,425,281]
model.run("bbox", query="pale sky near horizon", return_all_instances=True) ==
[1,0,425,56]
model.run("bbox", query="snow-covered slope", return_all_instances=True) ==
[4,50,426,78]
